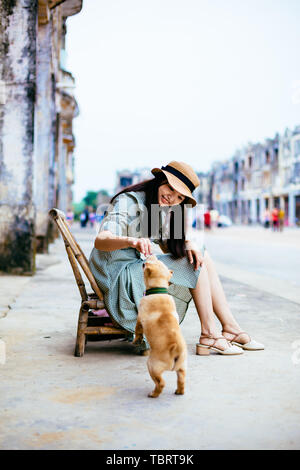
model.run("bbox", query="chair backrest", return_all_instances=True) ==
[49,208,103,301]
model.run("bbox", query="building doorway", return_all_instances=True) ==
[256,199,260,222]
[234,200,238,222]
[284,196,289,225]
[273,196,280,208]
[295,195,300,226]
[247,200,251,223]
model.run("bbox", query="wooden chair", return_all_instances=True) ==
[49,208,131,357]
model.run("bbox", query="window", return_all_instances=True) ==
[294,139,300,157]
[120,177,133,187]
[295,162,300,177]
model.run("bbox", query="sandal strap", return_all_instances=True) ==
[200,334,229,348]
[222,330,251,343]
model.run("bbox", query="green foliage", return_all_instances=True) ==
[72,189,110,221]
[72,201,85,221]
[83,191,98,208]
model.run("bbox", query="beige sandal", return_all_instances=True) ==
[222,329,265,351]
[196,334,243,356]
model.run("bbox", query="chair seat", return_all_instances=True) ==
[87,308,130,340]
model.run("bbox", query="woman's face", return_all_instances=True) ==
[157,183,185,206]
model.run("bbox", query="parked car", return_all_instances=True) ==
[217,215,232,227]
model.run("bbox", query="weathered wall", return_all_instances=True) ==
[0,0,82,272]
[33,14,57,252]
[0,0,38,273]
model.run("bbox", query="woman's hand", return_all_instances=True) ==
[128,237,153,257]
[185,241,204,270]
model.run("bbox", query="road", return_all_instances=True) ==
[198,226,300,305]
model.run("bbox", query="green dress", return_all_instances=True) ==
[89,191,204,349]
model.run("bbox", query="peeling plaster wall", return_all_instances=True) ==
[33,17,56,241]
[0,0,38,273]
[0,0,81,271]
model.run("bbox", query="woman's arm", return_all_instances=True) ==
[94,230,132,251]
[94,230,153,256]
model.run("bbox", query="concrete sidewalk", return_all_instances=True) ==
[0,227,300,450]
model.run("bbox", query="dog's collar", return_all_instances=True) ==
[145,287,169,296]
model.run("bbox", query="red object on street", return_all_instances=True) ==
[271,208,279,221]
[204,212,211,227]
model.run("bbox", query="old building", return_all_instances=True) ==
[194,171,210,207]
[115,168,152,194]
[279,126,300,226]
[210,126,300,226]
[0,0,82,273]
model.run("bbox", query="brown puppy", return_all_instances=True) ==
[133,255,187,398]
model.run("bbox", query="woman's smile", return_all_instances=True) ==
[158,183,185,206]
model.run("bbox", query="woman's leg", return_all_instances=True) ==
[201,249,250,344]
[189,261,229,350]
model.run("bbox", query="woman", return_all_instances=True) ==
[89,161,264,355]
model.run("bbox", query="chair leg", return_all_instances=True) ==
[74,305,89,357]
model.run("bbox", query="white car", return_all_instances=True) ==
[217,215,232,227]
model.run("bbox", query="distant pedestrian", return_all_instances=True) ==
[89,210,96,228]
[66,209,74,226]
[272,207,279,231]
[80,208,89,228]
[263,209,270,228]
[204,211,211,229]
[279,208,285,232]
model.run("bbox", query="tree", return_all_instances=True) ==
[83,191,98,208]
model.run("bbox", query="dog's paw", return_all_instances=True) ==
[175,389,184,395]
[148,392,159,398]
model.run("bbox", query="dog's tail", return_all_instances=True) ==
[170,343,179,371]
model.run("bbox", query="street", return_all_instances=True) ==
[0,224,300,450]
[202,225,300,304]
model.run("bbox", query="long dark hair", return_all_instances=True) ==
[111,173,187,258]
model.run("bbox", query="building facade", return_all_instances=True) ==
[0,0,82,273]
[115,168,152,194]
[210,126,300,226]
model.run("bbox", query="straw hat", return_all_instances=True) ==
[151,161,200,207]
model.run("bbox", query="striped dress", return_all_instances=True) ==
[89,190,204,350]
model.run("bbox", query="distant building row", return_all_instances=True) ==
[199,126,300,226]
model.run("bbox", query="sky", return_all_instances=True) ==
[66,0,300,202]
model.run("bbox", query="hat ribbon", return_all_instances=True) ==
[161,165,195,192]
